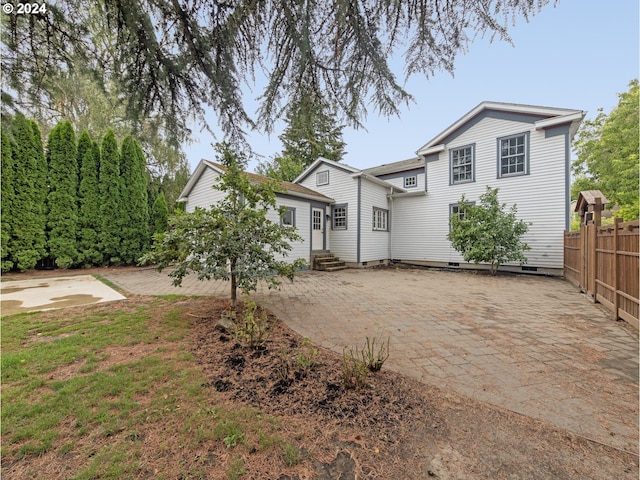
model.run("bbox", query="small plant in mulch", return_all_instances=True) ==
[341,348,369,389]
[361,336,390,372]
[232,298,275,349]
[294,337,319,374]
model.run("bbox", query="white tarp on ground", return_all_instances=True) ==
[1,275,126,316]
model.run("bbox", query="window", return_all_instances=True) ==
[281,207,295,227]
[498,133,528,177]
[449,202,474,230]
[450,145,474,184]
[316,170,329,186]
[332,204,347,230]
[372,207,389,231]
[404,175,417,188]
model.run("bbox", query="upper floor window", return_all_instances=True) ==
[316,170,329,186]
[404,175,417,188]
[281,207,295,227]
[450,145,474,184]
[498,133,528,177]
[332,204,347,230]
[372,207,388,231]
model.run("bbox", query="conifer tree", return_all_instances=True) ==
[150,191,169,236]
[99,130,122,265]
[46,121,79,268]
[120,136,150,263]
[1,129,15,272]
[77,133,103,266]
[9,113,47,270]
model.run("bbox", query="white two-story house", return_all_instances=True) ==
[180,101,585,275]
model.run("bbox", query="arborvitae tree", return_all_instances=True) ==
[1,128,15,272]
[9,113,47,270]
[119,136,150,263]
[77,133,103,267]
[150,191,169,236]
[46,121,79,268]
[99,130,122,265]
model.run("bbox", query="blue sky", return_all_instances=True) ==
[187,0,639,173]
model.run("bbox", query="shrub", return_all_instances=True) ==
[342,348,368,389]
[233,299,274,349]
[295,337,318,374]
[361,336,390,372]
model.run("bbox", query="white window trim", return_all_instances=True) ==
[316,170,329,186]
[403,175,417,188]
[372,207,389,231]
[280,207,296,227]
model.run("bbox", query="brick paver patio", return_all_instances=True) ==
[104,267,639,455]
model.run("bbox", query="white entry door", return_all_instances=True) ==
[312,208,324,250]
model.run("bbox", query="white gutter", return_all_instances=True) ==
[417,144,446,157]
[283,190,335,204]
[388,190,427,199]
[352,172,406,193]
[534,111,586,130]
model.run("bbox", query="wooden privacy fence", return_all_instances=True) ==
[564,218,639,329]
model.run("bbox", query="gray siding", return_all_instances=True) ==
[185,168,226,212]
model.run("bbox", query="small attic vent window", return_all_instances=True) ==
[316,170,329,186]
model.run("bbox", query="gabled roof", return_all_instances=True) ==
[293,157,360,183]
[575,190,610,213]
[416,101,586,157]
[179,159,334,203]
[362,157,423,177]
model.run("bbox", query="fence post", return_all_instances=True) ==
[580,223,586,290]
[612,217,620,320]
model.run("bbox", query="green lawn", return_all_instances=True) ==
[1,296,299,479]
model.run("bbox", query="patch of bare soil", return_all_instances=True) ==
[191,300,638,480]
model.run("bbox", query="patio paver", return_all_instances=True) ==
[104,267,639,454]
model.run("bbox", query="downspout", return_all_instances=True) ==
[388,187,394,262]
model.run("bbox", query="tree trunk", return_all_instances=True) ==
[230,258,237,309]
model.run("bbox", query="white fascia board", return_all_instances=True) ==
[178,159,222,201]
[388,190,427,199]
[352,172,407,193]
[417,144,445,157]
[293,157,360,183]
[282,190,335,204]
[534,111,586,130]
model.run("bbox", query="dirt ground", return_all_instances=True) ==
[3,268,638,479]
[187,299,637,479]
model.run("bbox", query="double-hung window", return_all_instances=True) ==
[498,133,528,177]
[332,204,347,230]
[372,207,388,231]
[450,145,474,184]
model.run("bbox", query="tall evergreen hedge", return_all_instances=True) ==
[151,191,169,236]
[47,121,79,268]
[8,114,47,270]
[119,136,150,263]
[99,130,122,265]
[1,129,15,272]
[77,133,103,266]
